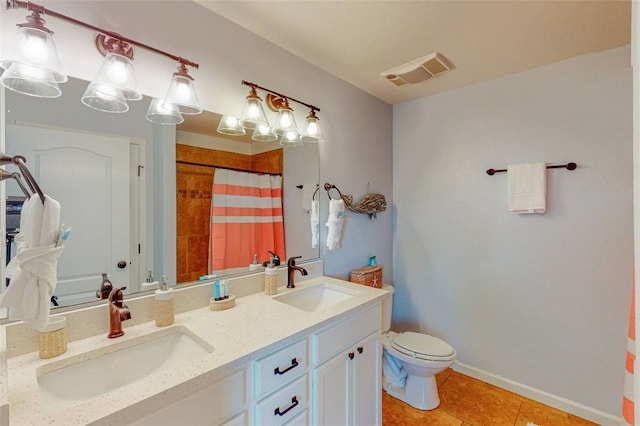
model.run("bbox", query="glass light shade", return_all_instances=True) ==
[164,75,202,115]
[240,95,269,129]
[301,114,324,143]
[146,98,183,125]
[273,108,298,135]
[0,26,67,83]
[0,62,61,98]
[89,52,141,101]
[81,82,129,113]
[217,115,246,136]
[279,130,303,147]
[251,124,278,142]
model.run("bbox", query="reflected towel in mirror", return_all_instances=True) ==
[325,199,345,250]
[310,199,319,248]
[0,194,65,331]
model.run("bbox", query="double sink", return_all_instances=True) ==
[35,282,360,412]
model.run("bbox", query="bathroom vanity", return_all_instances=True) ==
[0,268,386,425]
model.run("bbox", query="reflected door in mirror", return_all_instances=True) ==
[6,124,137,306]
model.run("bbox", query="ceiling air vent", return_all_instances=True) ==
[381,52,453,86]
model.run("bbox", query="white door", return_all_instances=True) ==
[6,124,130,306]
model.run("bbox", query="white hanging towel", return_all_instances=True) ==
[325,198,346,250]
[1,194,64,331]
[507,162,547,214]
[302,182,316,212]
[310,199,319,248]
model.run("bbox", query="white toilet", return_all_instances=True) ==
[381,284,457,410]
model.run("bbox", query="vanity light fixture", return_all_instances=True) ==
[0,4,67,97]
[301,108,324,143]
[240,86,269,129]
[219,80,322,146]
[2,0,201,123]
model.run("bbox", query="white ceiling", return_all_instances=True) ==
[196,0,631,105]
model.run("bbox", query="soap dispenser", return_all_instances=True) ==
[154,275,174,327]
[249,253,262,271]
[264,258,279,295]
[141,268,159,291]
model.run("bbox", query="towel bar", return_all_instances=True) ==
[486,162,577,176]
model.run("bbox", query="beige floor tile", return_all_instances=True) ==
[438,372,522,425]
[382,391,463,426]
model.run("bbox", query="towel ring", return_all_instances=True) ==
[324,183,343,200]
[312,186,320,201]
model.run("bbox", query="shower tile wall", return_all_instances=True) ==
[176,144,283,283]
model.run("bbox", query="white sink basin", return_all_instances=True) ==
[273,283,360,312]
[37,327,213,411]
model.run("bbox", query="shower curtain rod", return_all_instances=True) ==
[176,160,282,176]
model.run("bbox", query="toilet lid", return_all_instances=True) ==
[391,332,454,358]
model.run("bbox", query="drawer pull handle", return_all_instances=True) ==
[274,358,299,375]
[274,396,299,416]
[357,346,364,354]
[348,352,355,360]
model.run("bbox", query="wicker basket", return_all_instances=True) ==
[38,316,67,359]
[210,294,236,311]
[349,265,383,288]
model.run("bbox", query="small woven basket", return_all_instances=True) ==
[38,317,68,359]
[349,265,383,288]
[210,294,236,311]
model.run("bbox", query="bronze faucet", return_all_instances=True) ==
[95,273,113,299]
[287,256,308,288]
[108,287,131,338]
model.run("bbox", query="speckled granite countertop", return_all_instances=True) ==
[4,276,387,425]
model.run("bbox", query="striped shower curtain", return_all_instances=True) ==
[623,280,636,426]
[209,169,285,276]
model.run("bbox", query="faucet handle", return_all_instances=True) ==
[287,256,302,267]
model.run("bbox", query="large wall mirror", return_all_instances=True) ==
[0,77,320,317]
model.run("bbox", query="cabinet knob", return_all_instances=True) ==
[357,346,364,354]
[348,352,355,360]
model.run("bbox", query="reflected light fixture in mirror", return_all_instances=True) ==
[81,82,129,113]
[280,130,303,147]
[1,0,201,124]
[146,98,183,125]
[217,115,246,136]
[0,6,67,97]
[252,124,278,142]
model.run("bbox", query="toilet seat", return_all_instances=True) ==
[387,332,456,362]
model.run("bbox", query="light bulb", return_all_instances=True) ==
[280,113,291,128]
[307,122,318,136]
[225,116,239,127]
[24,33,48,63]
[107,60,127,83]
[175,80,191,102]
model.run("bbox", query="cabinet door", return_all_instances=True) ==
[353,333,381,426]
[313,350,350,426]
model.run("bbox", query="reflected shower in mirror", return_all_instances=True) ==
[1,76,320,317]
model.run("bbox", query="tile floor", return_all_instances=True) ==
[382,369,599,426]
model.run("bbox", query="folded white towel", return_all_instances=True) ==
[1,194,64,331]
[310,199,319,248]
[325,199,346,250]
[302,183,317,212]
[507,162,547,214]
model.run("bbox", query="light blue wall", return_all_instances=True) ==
[393,46,632,417]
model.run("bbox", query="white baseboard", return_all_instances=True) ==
[452,361,621,426]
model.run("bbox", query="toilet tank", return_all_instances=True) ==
[381,284,394,332]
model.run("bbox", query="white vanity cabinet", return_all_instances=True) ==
[311,304,382,426]
[130,366,250,426]
[253,338,309,426]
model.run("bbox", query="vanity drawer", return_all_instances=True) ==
[282,408,308,426]
[254,338,307,398]
[254,374,308,426]
[312,304,381,364]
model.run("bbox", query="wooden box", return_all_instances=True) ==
[349,265,383,288]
